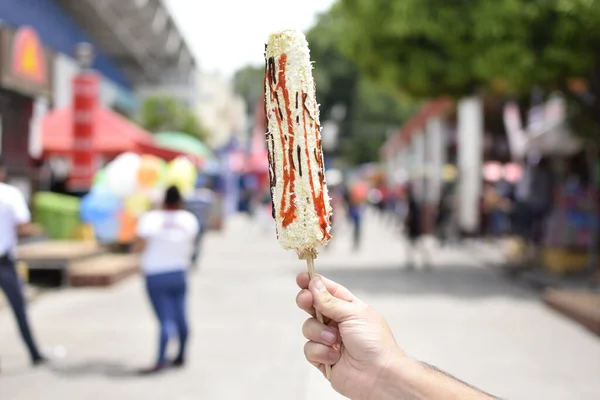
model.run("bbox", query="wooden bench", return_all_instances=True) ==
[17,241,104,287]
[69,254,140,287]
[543,289,600,336]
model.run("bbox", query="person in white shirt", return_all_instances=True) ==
[135,185,199,374]
[0,158,46,367]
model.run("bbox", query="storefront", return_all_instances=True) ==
[0,0,139,197]
[0,25,53,200]
[380,98,454,234]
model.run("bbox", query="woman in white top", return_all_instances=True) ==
[135,185,199,374]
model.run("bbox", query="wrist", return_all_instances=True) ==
[370,350,415,400]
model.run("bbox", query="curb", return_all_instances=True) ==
[543,289,600,336]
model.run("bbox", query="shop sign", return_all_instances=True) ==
[0,26,52,98]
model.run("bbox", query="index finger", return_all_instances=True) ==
[296,272,356,302]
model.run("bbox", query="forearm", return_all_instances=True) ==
[17,223,42,238]
[133,238,146,253]
[375,357,499,400]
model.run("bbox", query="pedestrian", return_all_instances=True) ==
[134,185,199,374]
[344,183,364,251]
[404,183,430,269]
[184,183,214,270]
[0,157,46,368]
[295,273,499,399]
[434,182,455,247]
[528,157,555,245]
[389,187,406,232]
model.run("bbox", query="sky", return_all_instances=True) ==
[164,0,336,79]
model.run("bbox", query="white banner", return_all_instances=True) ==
[526,93,581,156]
[411,131,426,202]
[503,102,528,161]
[28,97,48,159]
[425,117,446,204]
[457,96,483,233]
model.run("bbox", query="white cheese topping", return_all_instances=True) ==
[264,29,332,251]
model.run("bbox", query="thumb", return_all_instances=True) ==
[309,276,358,322]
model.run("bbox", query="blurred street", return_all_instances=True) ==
[1,213,600,400]
[2,1,600,399]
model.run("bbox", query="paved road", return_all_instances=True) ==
[1,212,599,399]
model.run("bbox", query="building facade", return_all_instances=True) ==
[0,0,196,198]
[195,72,247,149]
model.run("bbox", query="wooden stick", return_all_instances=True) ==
[305,254,333,381]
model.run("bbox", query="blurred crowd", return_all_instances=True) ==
[234,147,596,272]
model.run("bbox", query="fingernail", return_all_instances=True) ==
[321,329,337,345]
[313,277,327,293]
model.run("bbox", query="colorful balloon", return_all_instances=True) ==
[137,154,165,189]
[93,169,107,187]
[117,211,138,243]
[105,152,141,197]
[146,187,165,209]
[93,214,120,244]
[124,192,151,216]
[166,157,197,195]
[80,188,121,223]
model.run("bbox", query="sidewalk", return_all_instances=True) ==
[0,285,42,310]
[1,214,600,399]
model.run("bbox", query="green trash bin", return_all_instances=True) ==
[33,192,81,240]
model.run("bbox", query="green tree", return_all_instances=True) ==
[332,0,600,269]
[332,0,600,128]
[139,95,207,140]
[306,10,417,165]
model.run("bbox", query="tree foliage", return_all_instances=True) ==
[306,10,417,165]
[333,0,600,122]
[139,95,207,140]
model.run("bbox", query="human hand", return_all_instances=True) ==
[29,223,45,236]
[17,223,44,238]
[296,273,405,400]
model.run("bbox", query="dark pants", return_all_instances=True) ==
[349,210,362,250]
[190,228,205,267]
[515,202,548,244]
[145,270,188,365]
[0,255,42,362]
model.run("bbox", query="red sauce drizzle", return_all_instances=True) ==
[266,57,284,233]
[265,53,329,237]
[301,93,331,240]
[274,54,297,227]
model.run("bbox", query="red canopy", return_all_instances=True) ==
[42,107,197,162]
